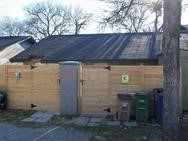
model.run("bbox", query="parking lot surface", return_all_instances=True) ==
[0,123,91,141]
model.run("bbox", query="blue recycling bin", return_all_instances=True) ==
[153,88,163,124]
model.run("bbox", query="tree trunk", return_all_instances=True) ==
[162,0,181,141]
[154,13,158,32]
[75,23,78,35]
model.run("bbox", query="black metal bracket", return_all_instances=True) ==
[58,79,60,84]
[80,80,86,85]
[104,108,111,113]
[104,66,111,70]
[30,65,37,69]
[31,103,37,109]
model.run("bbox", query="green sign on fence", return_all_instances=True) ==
[122,75,129,84]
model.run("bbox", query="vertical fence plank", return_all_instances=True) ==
[140,65,145,91]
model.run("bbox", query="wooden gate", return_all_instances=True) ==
[80,64,166,117]
[81,65,110,117]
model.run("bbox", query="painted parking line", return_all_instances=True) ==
[6,129,17,135]
[33,126,60,141]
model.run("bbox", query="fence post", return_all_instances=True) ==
[78,63,83,114]
[5,65,8,92]
[140,65,144,91]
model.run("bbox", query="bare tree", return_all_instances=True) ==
[24,1,71,40]
[0,17,27,36]
[70,7,92,35]
[182,0,188,10]
[120,4,148,32]
[100,0,149,32]
[0,2,92,39]
[100,0,164,32]
[149,0,162,32]
[162,0,181,140]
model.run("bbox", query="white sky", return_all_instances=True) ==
[0,0,107,33]
[0,0,104,19]
[0,0,188,33]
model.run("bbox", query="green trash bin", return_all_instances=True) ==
[135,92,149,122]
[0,91,7,110]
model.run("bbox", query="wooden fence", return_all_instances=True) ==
[80,64,166,116]
[0,64,182,116]
[0,64,60,111]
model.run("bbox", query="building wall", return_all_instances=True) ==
[0,38,34,65]
[0,42,31,65]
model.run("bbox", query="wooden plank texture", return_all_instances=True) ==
[0,64,60,111]
[80,64,182,117]
[81,66,110,117]
[0,64,183,116]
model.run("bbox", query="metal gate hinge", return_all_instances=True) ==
[80,80,86,85]
[58,79,60,84]
[30,65,37,69]
[104,66,111,70]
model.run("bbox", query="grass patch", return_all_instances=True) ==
[0,109,40,128]
[9,112,77,128]
[64,124,162,141]
[47,114,72,126]
[0,109,34,122]
[14,113,73,128]
[180,123,188,141]
[0,109,77,128]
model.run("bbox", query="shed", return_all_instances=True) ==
[0,36,35,64]
[7,32,188,116]
[11,33,160,65]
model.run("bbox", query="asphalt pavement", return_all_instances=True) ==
[0,123,91,141]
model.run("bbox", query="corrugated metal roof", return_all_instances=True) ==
[0,36,32,51]
[11,32,188,63]
[11,33,159,62]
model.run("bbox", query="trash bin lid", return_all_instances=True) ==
[153,88,163,94]
[0,91,6,97]
[0,93,4,101]
[117,93,134,100]
[136,92,148,96]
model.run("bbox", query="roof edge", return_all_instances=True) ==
[41,58,159,64]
